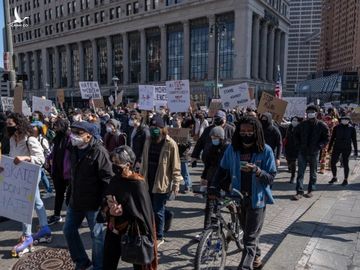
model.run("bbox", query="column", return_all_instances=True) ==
[280,32,285,81]
[78,41,84,81]
[259,20,268,80]
[25,52,31,90]
[122,33,129,85]
[106,36,113,85]
[267,25,275,82]
[92,39,98,81]
[182,20,190,79]
[41,48,50,87]
[140,29,146,83]
[33,51,39,90]
[66,44,72,87]
[274,29,281,81]
[234,7,253,79]
[207,15,216,80]
[160,25,167,81]
[251,14,260,79]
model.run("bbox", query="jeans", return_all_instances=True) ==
[23,182,48,236]
[181,161,192,189]
[150,193,168,240]
[63,207,104,270]
[41,169,52,193]
[296,152,319,194]
[331,149,351,179]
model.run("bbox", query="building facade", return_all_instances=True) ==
[286,0,321,92]
[10,0,290,105]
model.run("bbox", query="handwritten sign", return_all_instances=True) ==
[219,83,251,110]
[138,85,155,111]
[32,96,53,116]
[93,98,105,109]
[154,86,167,110]
[257,92,288,123]
[22,100,32,116]
[283,97,307,118]
[79,81,102,99]
[168,128,190,144]
[13,83,23,113]
[1,97,14,112]
[57,89,65,105]
[0,156,41,224]
[208,99,223,117]
[108,95,115,105]
[166,80,190,113]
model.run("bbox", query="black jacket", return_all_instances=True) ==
[294,119,329,155]
[329,124,358,154]
[261,113,282,160]
[128,125,148,163]
[191,123,235,161]
[69,138,114,211]
[201,142,229,184]
[284,125,299,160]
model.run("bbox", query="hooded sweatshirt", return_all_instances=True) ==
[261,113,282,160]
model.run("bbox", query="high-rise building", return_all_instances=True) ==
[9,0,290,105]
[286,0,322,92]
[318,0,360,74]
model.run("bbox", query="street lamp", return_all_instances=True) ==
[112,76,119,105]
[45,83,50,99]
[210,21,226,99]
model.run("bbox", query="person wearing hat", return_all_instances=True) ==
[140,115,183,248]
[292,105,329,200]
[63,121,113,270]
[328,115,358,186]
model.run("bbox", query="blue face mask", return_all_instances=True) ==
[212,139,220,146]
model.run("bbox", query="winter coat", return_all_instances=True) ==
[328,123,358,153]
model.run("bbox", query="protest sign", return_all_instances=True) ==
[154,86,167,110]
[93,98,105,109]
[115,91,123,106]
[108,95,115,105]
[324,102,333,110]
[166,80,190,113]
[0,156,41,224]
[208,99,223,117]
[168,128,190,144]
[79,81,102,99]
[138,85,155,111]
[349,103,359,110]
[32,96,53,116]
[13,83,23,113]
[219,83,251,110]
[57,89,65,105]
[22,100,32,116]
[257,92,288,123]
[1,97,14,111]
[243,99,257,110]
[283,97,307,118]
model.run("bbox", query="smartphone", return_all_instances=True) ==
[240,161,248,168]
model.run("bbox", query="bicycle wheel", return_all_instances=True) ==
[194,229,227,270]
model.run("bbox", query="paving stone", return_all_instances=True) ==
[307,249,350,270]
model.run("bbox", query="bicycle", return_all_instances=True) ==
[194,188,244,270]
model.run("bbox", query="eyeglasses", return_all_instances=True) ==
[239,132,254,136]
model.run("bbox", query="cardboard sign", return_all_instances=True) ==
[1,97,14,112]
[283,97,307,118]
[219,83,251,110]
[208,99,223,117]
[108,95,115,105]
[32,96,53,116]
[93,98,105,109]
[127,102,137,109]
[13,83,23,113]
[154,86,167,110]
[115,91,123,106]
[0,156,41,224]
[166,80,190,113]
[79,81,102,99]
[22,100,32,116]
[257,92,288,123]
[138,85,155,111]
[168,128,190,144]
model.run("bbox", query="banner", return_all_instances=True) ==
[138,85,155,111]
[1,97,14,111]
[13,83,23,113]
[32,96,53,116]
[257,92,288,123]
[219,83,251,110]
[283,97,307,118]
[154,86,167,110]
[0,156,41,224]
[166,80,190,113]
[22,100,32,116]
[79,81,102,99]
[57,89,65,105]
[208,99,222,117]
[168,128,190,144]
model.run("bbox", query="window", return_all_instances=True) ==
[49,51,55,87]
[190,19,209,81]
[101,11,105,22]
[56,23,59,33]
[29,52,34,89]
[56,6,59,18]
[59,49,67,87]
[95,12,100,23]
[61,22,64,32]
[126,3,132,15]
[81,16,85,27]
[49,9,52,19]
[72,1,76,12]
[71,45,80,87]
[145,0,151,11]
[167,24,183,80]
[152,0,159,9]
[73,18,77,29]
[116,6,121,18]
[97,39,107,85]
[146,29,161,82]
[112,35,124,83]
[84,43,93,81]
[217,13,234,80]
[67,2,71,14]
[166,0,183,6]
[60,5,64,16]
[133,2,139,14]
[68,20,72,29]
[44,10,48,20]
[129,32,141,83]
[110,8,115,19]
[86,15,90,25]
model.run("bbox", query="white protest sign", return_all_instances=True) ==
[154,86,167,110]
[22,100,32,116]
[244,99,257,110]
[219,83,251,110]
[79,81,102,100]
[349,103,359,109]
[138,85,155,111]
[324,102,333,110]
[1,97,14,111]
[0,156,41,224]
[32,96,53,116]
[166,80,190,113]
[283,97,307,118]
[108,95,115,105]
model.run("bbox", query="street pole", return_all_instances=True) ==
[4,0,16,91]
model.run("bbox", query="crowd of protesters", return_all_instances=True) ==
[0,101,358,270]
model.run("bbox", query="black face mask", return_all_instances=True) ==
[241,135,255,145]
[7,126,17,137]
[112,164,123,175]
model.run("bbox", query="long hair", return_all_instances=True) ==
[232,116,265,153]
[7,112,32,137]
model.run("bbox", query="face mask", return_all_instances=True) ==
[149,114,154,119]
[241,135,255,146]
[214,118,224,126]
[307,112,316,119]
[73,115,81,122]
[70,134,85,147]
[292,120,299,127]
[212,139,220,146]
[150,127,161,139]
[128,120,134,127]
[341,120,349,125]
[106,127,113,133]
[7,126,17,137]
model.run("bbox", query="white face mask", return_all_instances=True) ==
[106,126,113,133]
[307,112,316,119]
[291,120,299,127]
[73,115,82,122]
[70,134,85,147]
[341,120,350,125]
[128,120,134,127]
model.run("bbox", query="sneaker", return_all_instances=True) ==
[328,178,338,184]
[291,194,303,201]
[48,215,63,225]
[164,211,174,233]
[42,192,55,199]
[304,192,313,198]
[341,180,348,186]
[157,238,165,248]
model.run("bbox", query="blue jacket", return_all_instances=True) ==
[220,144,276,209]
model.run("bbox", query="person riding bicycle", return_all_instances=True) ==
[213,116,277,270]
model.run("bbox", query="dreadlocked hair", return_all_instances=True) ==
[232,116,265,153]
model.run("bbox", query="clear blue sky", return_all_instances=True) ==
[0,2,4,68]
